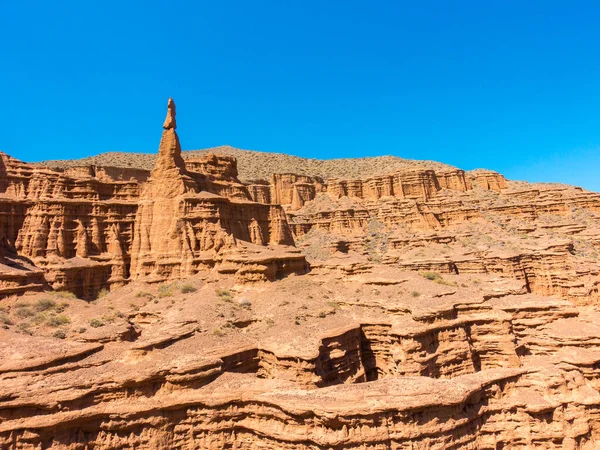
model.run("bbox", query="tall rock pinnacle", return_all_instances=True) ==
[153,98,186,175]
[163,97,177,129]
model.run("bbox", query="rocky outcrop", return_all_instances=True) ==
[0,99,307,297]
[130,99,304,283]
[4,98,600,449]
[2,269,600,449]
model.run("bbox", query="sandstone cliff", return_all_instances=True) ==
[3,100,600,449]
[0,99,307,298]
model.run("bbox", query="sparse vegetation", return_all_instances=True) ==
[40,148,456,182]
[411,291,421,297]
[15,305,34,319]
[422,271,442,281]
[158,282,177,298]
[89,318,104,328]
[180,283,197,294]
[35,298,57,312]
[420,271,457,287]
[32,313,48,325]
[0,313,13,326]
[17,322,31,333]
[212,328,225,337]
[96,288,110,299]
[47,314,71,327]
[216,288,233,302]
[52,330,66,339]
[365,217,390,263]
[56,302,69,313]
[52,291,77,300]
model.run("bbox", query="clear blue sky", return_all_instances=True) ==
[2,1,600,189]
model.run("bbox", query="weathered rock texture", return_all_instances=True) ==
[0,99,306,298]
[3,99,600,449]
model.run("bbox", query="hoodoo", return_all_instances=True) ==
[129,98,306,283]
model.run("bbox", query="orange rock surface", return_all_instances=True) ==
[2,99,600,448]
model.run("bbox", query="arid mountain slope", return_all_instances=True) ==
[37,146,455,182]
[2,99,600,449]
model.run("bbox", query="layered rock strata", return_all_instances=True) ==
[0,100,306,297]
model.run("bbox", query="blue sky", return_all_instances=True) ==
[2,1,600,189]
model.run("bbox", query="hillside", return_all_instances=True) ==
[36,145,455,181]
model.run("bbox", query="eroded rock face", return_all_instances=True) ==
[0,99,306,297]
[4,99,600,449]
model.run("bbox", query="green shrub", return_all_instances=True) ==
[47,314,71,327]
[52,330,66,339]
[96,288,110,299]
[53,291,77,299]
[420,271,457,287]
[327,301,340,310]
[411,291,421,297]
[55,302,69,313]
[89,318,104,328]
[422,271,442,281]
[35,298,57,312]
[180,283,197,294]
[158,283,177,298]
[32,313,48,325]
[216,288,233,302]
[0,313,13,326]
[15,306,34,318]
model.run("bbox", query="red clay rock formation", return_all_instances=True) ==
[130,99,304,283]
[0,99,306,297]
[4,100,600,449]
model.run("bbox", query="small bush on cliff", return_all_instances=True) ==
[47,314,71,327]
[420,271,457,287]
[96,288,110,299]
[158,283,177,298]
[327,301,340,310]
[15,306,34,319]
[180,283,197,294]
[422,271,442,281]
[32,312,48,325]
[89,318,104,328]
[0,313,13,326]
[52,291,77,300]
[52,330,66,339]
[56,302,69,313]
[35,298,57,312]
[216,288,233,302]
[411,291,421,297]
